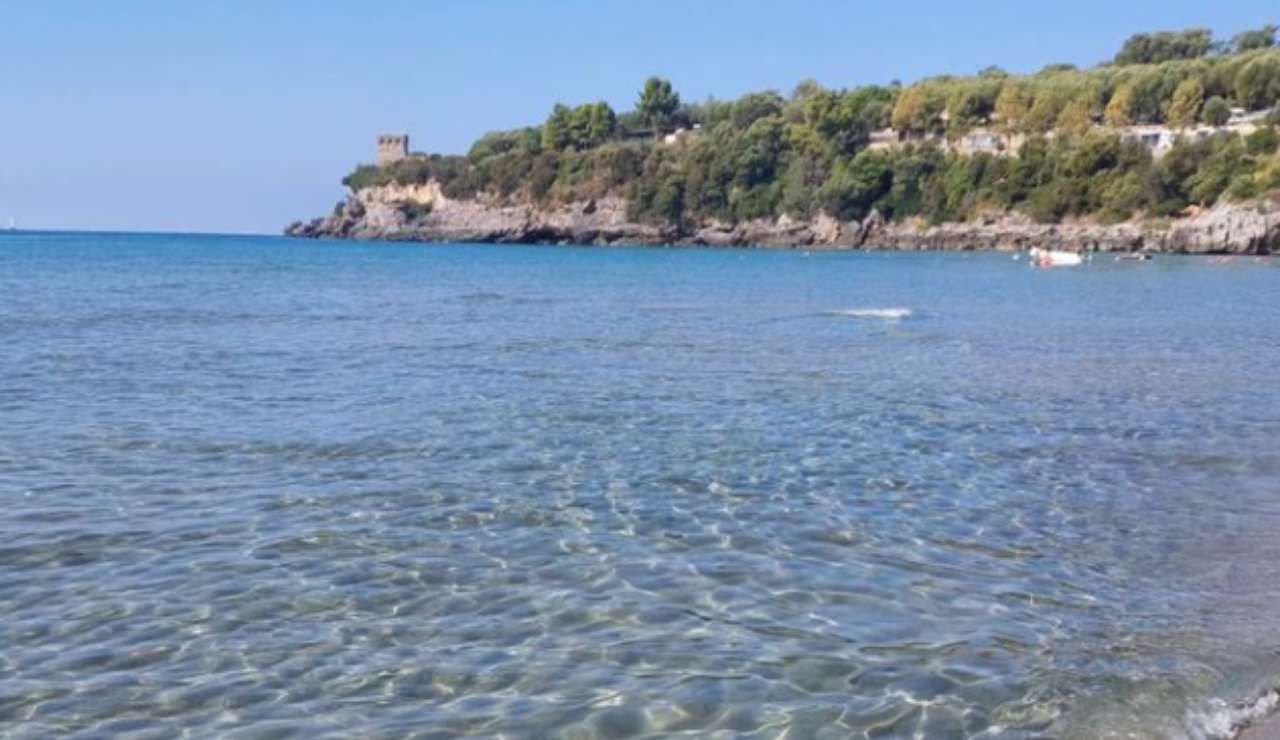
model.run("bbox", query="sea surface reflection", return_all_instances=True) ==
[1,233,1278,738]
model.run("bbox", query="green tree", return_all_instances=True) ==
[780,155,827,217]
[1114,28,1213,65]
[1184,137,1246,204]
[589,103,618,144]
[891,86,943,135]
[543,102,618,152]
[1202,95,1232,125]
[994,82,1033,132]
[731,92,785,130]
[542,104,573,151]
[1166,78,1205,128]
[1099,172,1150,222]
[1025,91,1065,133]
[681,97,733,130]
[947,82,999,133]
[1235,56,1280,112]
[1233,25,1277,53]
[1057,98,1095,137]
[789,79,825,102]
[1105,85,1136,127]
[1127,68,1176,123]
[787,121,828,160]
[797,86,892,156]
[637,77,681,132]
[468,128,540,163]
[1235,151,1280,197]
[570,102,617,148]
[878,145,944,217]
[733,116,787,189]
[817,150,892,221]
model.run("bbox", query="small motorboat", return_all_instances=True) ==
[1029,247,1083,267]
[1115,253,1153,262]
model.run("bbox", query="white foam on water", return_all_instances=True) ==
[827,308,913,320]
[1186,689,1280,739]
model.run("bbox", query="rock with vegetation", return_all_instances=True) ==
[288,26,1280,254]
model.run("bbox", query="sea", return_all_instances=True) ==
[1,231,1279,739]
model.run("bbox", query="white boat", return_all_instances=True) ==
[1029,247,1083,267]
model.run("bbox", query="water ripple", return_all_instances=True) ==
[1,234,1278,737]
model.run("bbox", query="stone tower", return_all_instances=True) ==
[376,133,409,166]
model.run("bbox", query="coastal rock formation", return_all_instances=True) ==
[285,183,1280,255]
[866,200,1280,254]
[293,184,670,245]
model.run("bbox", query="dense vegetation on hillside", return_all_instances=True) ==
[344,26,1280,227]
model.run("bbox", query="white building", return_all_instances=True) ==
[1120,110,1268,159]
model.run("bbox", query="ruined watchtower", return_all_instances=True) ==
[376,133,409,166]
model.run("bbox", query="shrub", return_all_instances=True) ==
[394,201,433,221]
[1246,127,1279,156]
[1202,96,1231,126]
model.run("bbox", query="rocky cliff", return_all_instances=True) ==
[286,182,1280,255]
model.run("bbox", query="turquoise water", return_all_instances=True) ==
[2,231,1279,739]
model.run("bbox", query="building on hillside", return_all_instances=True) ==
[867,128,902,151]
[1120,125,1178,157]
[661,124,702,145]
[377,133,409,166]
[868,127,1021,156]
[1119,114,1266,158]
[867,127,948,149]
[1225,109,1269,135]
[864,107,1272,159]
[902,130,944,146]
[952,129,1009,156]
[1228,108,1269,126]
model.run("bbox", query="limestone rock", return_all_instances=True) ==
[285,181,1280,254]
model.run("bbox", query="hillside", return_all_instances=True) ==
[287,26,1280,253]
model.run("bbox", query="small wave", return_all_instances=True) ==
[1187,688,1280,739]
[458,291,507,303]
[827,308,913,320]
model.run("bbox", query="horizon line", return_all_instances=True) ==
[0,227,279,239]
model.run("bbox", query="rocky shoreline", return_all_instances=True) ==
[286,182,1280,255]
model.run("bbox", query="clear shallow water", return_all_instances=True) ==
[1,232,1279,739]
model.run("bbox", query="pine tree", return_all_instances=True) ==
[541,104,573,151]
[637,78,681,132]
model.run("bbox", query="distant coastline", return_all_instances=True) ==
[288,26,1280,254]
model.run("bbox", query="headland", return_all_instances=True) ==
[288,26,1280,254]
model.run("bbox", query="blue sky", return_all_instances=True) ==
[0,1,1275,234]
